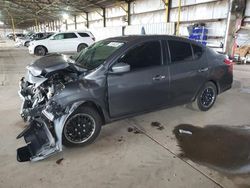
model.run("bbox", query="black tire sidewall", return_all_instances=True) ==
[35,46,46,56]
[77,44,87,52]
[197,82,217,111]
[62,106,102,147]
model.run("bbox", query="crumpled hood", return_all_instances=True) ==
[27,54,70,77]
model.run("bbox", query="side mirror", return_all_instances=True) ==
[111,62,130,74]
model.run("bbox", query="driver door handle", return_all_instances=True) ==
[153,75,166,81]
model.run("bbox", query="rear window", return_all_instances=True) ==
[78,32,90,37]
[64,33,77,39]
[192,44,203,59]
[168,40,193,63]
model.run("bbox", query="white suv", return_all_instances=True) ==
[28,31,95,56]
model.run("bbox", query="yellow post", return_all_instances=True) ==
[176,0,181,36]
[165,0,169,22]
[6,10,15,39]
[35,18,38,32]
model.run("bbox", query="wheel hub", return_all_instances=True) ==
[200,87,215,107]
[64,113,95,144]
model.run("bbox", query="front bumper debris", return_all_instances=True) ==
[16,100,85,162]
[17,119,59,162]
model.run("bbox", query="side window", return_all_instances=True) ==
[119,41,162,70]
[54,34,64,40]
[64,33,77,39]
[192,44,203,60]
[168,40,193,63]
[78,32,90,37]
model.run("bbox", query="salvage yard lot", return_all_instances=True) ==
[1,40,250,188]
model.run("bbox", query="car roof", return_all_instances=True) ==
[107,35,204,47]
[55,31,90,33]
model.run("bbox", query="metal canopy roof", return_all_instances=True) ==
[0,0,128,28]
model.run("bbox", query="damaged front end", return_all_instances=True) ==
[17,100,83,162]
[18,76,47,122]
[17,55,83,161]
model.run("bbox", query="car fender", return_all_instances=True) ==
[53,100,86,151]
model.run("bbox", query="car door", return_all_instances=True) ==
[63,33,79,52]
[107,40,170,118]
[48,33,65,52]
[167,40,208,104]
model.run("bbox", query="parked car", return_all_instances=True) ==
[7,33,14,39]
[15,33,26,41]
[21,32,55,47]
[28,31,95,56]
[8,33,25,41]
[17,35,233,162]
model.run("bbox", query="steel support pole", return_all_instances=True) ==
[176,0,181,35]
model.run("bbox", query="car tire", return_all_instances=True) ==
[25,41,30,47]
[24,41,29,47]
[77,43,88,52]
[35,46,46,56]
[62,106,102,147]
[194,82,217,111]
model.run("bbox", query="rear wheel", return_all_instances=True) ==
[195,82,217,111]
[35,46,46,56]
[62,106,102,147]
[77,43,88,52]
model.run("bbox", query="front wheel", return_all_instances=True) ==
[35,46,46,56]
[62,106,102,147]
[195,82,217,111]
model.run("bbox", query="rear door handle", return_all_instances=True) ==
[153,75,166,81]
[198,67,208,72]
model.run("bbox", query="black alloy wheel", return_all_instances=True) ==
[35,46,46,56]
[62,106,102,147]
[197,82,217,111]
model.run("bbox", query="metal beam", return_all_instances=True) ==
[74,15,77,30]
[35,18,38,32]
[164,0,171,22]
[103,8,106,27]
[127,0,131,25]
[176,0,181,36]
[36,1,57,15]
[65,19,68,31]
[86,12,89,28]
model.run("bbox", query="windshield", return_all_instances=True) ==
[73,40,124,70]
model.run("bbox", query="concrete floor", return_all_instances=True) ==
[1,39,250,188]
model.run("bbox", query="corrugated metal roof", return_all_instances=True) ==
[0,0,129,28]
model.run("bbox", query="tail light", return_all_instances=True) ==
[224,58,233,73]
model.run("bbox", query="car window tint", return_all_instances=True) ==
[64,33,77,39]
[119,41,161,70]
[168,40,193,63]
[192,44,203,59]
[78,32,90,37]
[54,34,64,40]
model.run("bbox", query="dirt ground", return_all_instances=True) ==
[1,39,250,188]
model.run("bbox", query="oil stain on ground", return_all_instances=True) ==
[127,127,142,134]
[173,124,250,174]
[151,121,164,130]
